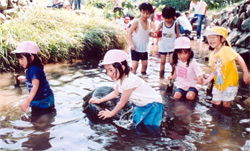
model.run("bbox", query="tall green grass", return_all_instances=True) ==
[0,5,127,72]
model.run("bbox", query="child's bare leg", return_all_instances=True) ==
[222,101,231,108]
[212,100,222,106]
[160,54,166,71]
[186,91,196,100]
[132,61,139,74]
[169,53,174,74]
[141,60,148,75]
[173,92,182,100]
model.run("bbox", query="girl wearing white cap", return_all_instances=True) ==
[203,26,250,108]
[12,41,55,114]
[89,49,163,134]
[168,37,204,100]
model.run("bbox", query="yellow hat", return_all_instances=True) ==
[204,26,231,47]
[204,26,228,38]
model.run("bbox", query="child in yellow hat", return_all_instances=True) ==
[203,26,250,108]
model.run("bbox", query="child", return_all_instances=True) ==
[128,2,154,75]
[175,12,192,39]
[203,26,250,107]
[89,49,163,134]
[168,37,204,100]
[12,41,55,114]
[155,7,180,78]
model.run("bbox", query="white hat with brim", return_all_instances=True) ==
[99,49,128,65]
[11,41,39,54]
[204,30,222,37]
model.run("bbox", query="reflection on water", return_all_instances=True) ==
[0,41,250,150]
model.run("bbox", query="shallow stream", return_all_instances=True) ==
[0,40,249,150]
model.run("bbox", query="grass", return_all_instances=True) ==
[0,4,128,72]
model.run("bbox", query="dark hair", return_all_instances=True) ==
[139,2,154,14]
[112,60,131,79]
[175,11,181,18]
[16,53,43,69]
[162,7,176,19]
[173,48,194,67]
[208,35,230,51]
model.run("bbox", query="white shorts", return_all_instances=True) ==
[212,86,238,102]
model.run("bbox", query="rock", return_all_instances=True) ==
[227,28,242,45]
[230,15,238,29]
[3,8,18,18]
[241,18,250,32]
[0,12,6,23]
[246,5,250,17]
[236,14,244,29]
[0,0,8,10]
[235,32,250,48]
[243,97,250,108]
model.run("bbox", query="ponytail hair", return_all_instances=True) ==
[16,53,43,69]
[112,60,131,79]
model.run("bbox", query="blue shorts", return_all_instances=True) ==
[159,52,173,55]
[131,50,148,61]
[174,87,198,98]
[30,94,55,109]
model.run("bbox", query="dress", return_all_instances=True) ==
[159,21,176,53]
[25,65,54,108]
[116,73,163,131]
[209,46,239,91]
[175,59,204,91]
[132,19,150,53]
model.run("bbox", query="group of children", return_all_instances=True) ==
[13,2,250,135]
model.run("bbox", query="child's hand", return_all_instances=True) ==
[168,76,174,80]
[89,97,101,104]
[243,72,250,84]
[21,100,30,112]
[196,76,204,85]
[131,44,136,51]
[17,75,26,82]
[98,109,113,120]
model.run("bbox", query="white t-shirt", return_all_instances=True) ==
[117,73,162,107]
[176,16,192,31]
[176,59,204,91]
[189,1,207,15]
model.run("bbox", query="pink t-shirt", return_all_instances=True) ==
[176,59,204,91]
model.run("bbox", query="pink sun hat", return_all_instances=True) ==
[174,37,191,49]
[12,41,39,54]
[100,49,128,65]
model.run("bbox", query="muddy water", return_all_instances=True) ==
[0,40,249,151]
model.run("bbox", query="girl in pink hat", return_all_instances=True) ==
[12,41,55,115]
[168,37,204,100]
[89,49,163,135]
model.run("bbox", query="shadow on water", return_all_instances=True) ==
[0,41,250,150]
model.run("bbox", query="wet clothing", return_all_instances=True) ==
[175,59,204,91]
[175,87,198,98]
[132,19,150,53]
[209,46,239,91]
[25,65,54,109]
[159,21,176,53]
[117,73,163,130]
[212,86,238,101]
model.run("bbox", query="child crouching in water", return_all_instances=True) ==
[89,49,163,135]
[168,37,204,100]
[12,41,55,115]
[203,26,250,108]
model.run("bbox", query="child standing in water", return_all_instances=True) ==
[155,6,180,78]
[128,2,154,75]
[203,26,250,108]
[12,41,55,114]
[168,37,204,100]
[89,49,163,134]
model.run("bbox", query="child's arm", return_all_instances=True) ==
[168,69,177,80]
[175,23,180,38]
[98,88,135,120]
[155,22,162,33]
[128,20,138,51]
[89,90,119,104]
[21,79,39,112]
[17,75,26,82]
[203,73,214,85]
[236,55,250,84]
